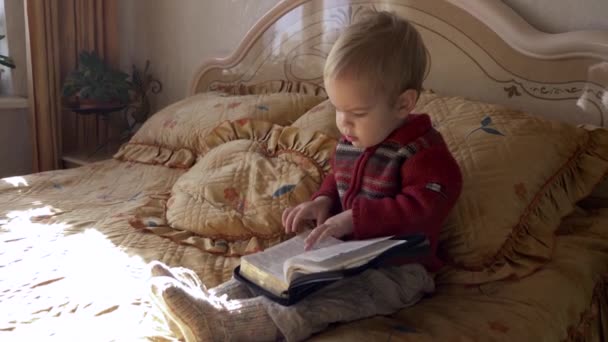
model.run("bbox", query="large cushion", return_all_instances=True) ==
[292,99,341,139]
[114,92,325,168]
[413,92,608,284]
[146,119,336,256]
[579,166,608,209]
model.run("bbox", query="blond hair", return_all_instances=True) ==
[324,10,427,105]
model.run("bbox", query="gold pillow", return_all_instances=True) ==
[292,99,341,139]
[157,119,336,256]
[114,92,325,168]
[414,92,608,284]
[578,157,608,209]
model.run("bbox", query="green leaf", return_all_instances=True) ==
[272,184,296,198]
[62,84,79,97]
[482,127,504,136]
[79,86,92,99]
[63,49,133,102]
[481,116,492,127]
[0,55,16,68]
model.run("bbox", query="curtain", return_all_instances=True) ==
[25,0,118,172]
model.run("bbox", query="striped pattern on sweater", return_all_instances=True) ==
[335,128,444,209]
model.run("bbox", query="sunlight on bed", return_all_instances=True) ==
[1,205,64,230]
[0,223,168,340]
[2,176,29,187]
[5,205,58,221]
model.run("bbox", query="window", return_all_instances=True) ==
[0,0,27,98]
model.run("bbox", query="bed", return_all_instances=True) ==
[2,0,608,341]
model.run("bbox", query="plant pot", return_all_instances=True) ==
[63,96,127,114]
[76,98,125,110]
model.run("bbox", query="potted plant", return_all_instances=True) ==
[124,60,162,132]
[62,51,130,110]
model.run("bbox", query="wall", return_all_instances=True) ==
[0,108,32,178]
[0,0,31,178]
[0,0,602,178]
[503,0,608,33]
[117,0,608,111]
[2,0,27,96]
[118,0,281,110]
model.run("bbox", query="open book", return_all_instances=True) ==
[234,231,430,305]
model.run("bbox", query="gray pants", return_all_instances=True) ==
[262,264,435,342]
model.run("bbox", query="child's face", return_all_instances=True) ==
[325,75,410,148]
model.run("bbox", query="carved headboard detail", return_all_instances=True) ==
[191,0,608,126]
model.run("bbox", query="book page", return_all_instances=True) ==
[241,231,341,278]
[294,235,395,263]
[284,239,407,282]
[318,239,406,269]
[241,236,302,279]
[283,236,404,282]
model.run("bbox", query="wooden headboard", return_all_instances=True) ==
[191,0,608,127]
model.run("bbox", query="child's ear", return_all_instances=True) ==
[396,89,418,118]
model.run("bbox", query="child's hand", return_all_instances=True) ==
[304,210,353,250]
[282,196,333,234]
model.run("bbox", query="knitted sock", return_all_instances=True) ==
[149,277,204,342]
[149,261,204,290]
[150,277,279,342]
[208,278,254,300]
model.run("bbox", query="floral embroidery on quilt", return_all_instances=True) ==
[227,101,242,109]
[223,187,247,214]
[236,118,250,126]
[514,182,527,201]
[224,187,239,202]
[272,184,296,198]
[487,320,509,333]
[96,194,111,201]
[465,115,505,139]
[128,191,141,202]
[129,218,146,229]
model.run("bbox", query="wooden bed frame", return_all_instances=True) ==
[190,0,608,127]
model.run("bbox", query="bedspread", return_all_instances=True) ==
[1,160,607,341]
[0,160,238,340]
